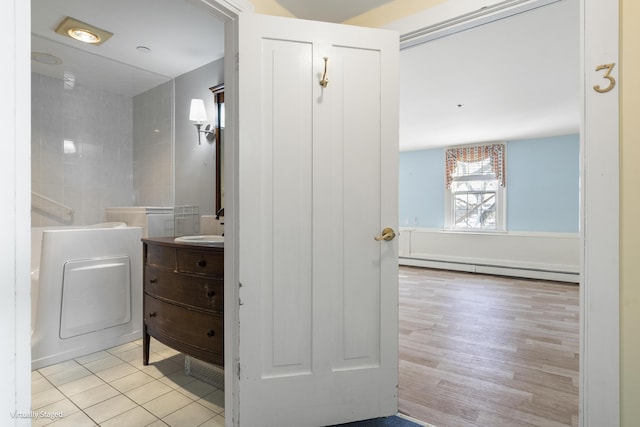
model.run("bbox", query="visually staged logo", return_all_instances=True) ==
[10,410,63,420]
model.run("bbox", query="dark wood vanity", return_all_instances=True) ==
[142,237,224,367]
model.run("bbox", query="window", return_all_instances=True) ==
[445,144,506,231]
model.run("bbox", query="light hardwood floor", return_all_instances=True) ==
[398,266,579,427]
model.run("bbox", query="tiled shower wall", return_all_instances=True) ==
[31,73,135,226]
[133,81,174,207]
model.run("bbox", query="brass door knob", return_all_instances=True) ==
[374,227,396,241]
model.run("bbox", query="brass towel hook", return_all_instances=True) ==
[320,57,329,88]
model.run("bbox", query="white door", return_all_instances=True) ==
[236,13,399,426]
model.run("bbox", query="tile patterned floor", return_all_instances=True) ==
[31,339,225,427]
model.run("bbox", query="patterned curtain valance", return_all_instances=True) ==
[445,144,505,189]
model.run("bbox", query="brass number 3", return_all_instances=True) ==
[594,63,616,93]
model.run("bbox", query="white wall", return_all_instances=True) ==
[132,58,224,215]
[174,59,224,216]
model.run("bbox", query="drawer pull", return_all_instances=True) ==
[149,278,158,284]
[207,290,216,298]
[207,330,216,337]
[148,312,157,317]
[197,259,207,268]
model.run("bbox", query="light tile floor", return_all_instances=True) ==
[31,339,225,427]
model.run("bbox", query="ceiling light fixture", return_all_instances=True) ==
[55,17,113,46]
[68,28,100,44]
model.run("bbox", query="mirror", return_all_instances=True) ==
[210,84,225,215]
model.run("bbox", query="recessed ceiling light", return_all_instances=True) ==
[68,28,101,44]
[31,52,62,65]
[54,17,113,46]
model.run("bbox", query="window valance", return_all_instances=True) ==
[445,144,505,188]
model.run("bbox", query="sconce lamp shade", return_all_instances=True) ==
[189,99,208,122]
[219,103,225,129]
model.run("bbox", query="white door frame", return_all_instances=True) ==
[579,0,619,424]
[180,5,253,425]
[4,0,31,422]
[186,0,621,425]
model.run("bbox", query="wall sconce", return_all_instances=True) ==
[189,99,215,145]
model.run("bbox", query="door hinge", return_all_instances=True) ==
[237,361,241,379]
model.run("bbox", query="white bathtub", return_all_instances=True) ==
[31,222,143,369]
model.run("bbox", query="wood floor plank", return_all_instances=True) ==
[398,266,579,427]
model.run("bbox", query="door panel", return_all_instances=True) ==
[334,46,383,369]
[238,13,398,426]
[261,38,313,378]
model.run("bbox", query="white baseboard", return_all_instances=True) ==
[400,256,579,283]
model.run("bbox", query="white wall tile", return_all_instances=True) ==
[31,73,135,225]
[132,80,174,207]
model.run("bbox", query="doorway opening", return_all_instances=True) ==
[396,0,581,426]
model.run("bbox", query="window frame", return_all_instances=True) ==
[444,143,507,232]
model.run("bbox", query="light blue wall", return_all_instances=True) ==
[399,134,579,232]
[399,148,444,227]
[506,134,579,232]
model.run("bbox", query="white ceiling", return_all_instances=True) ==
[274,0,394,23]
[399,0,579,150]
[30,0,579,151]
[31,0,225,96]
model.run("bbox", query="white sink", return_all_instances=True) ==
[174,235,224,244]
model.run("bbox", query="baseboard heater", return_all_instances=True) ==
[399,256,580,283]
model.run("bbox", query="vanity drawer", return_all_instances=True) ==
[144,296,224,354]
[145,244,176,269]
[145,267,223,312]
[176,248,223,277]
